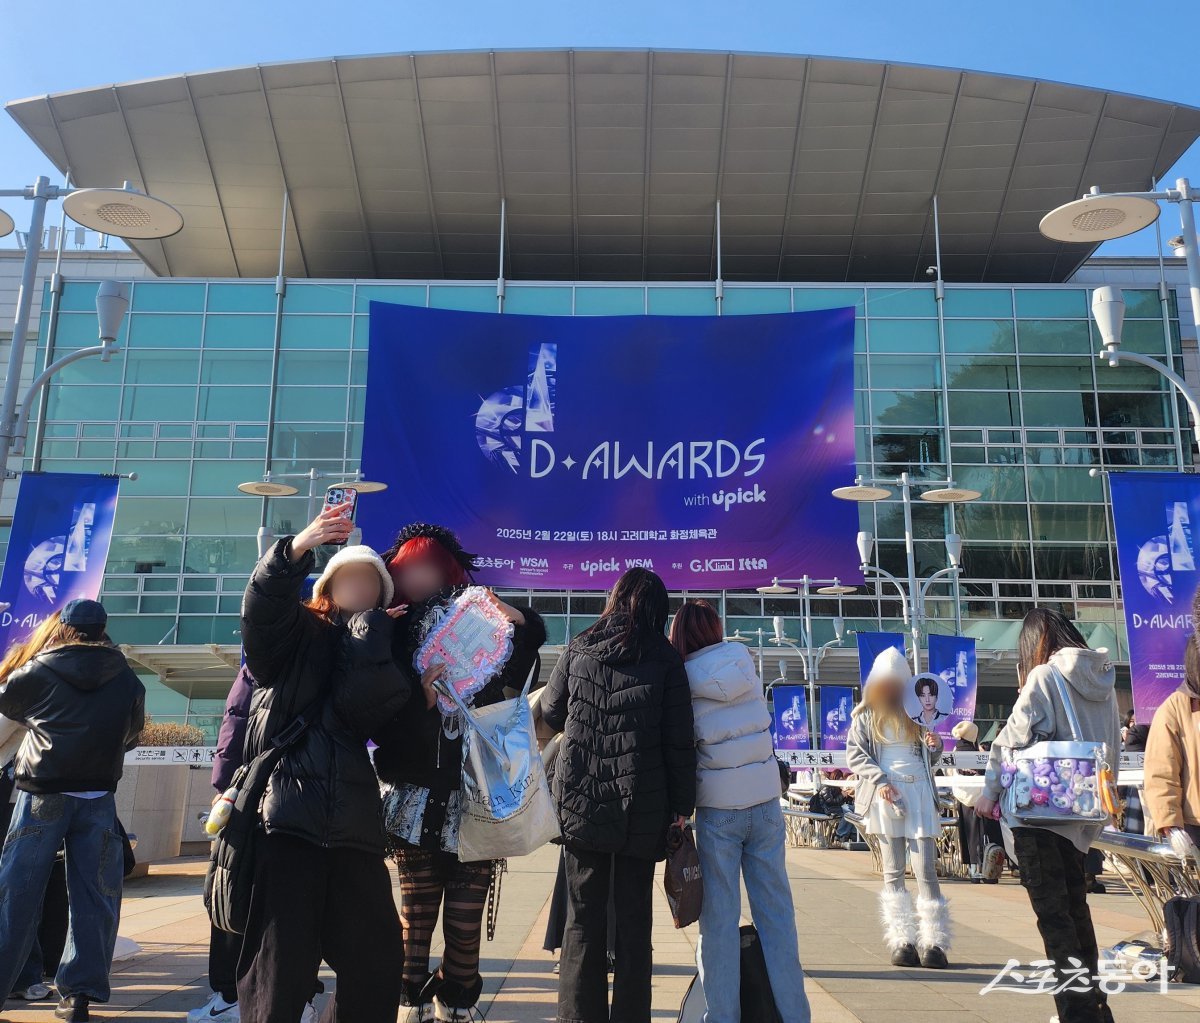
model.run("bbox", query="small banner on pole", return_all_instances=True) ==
[922,634,978,748]
[771,685,811,754]
[819,685,854,750]
[0,472,120,652]
[855,631,906,683]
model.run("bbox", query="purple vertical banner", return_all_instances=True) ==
[856,632,906,684]
[917,634,978,749]
[771,685,811,752]
[819,685,854,750]
[1110,472,1200,722]
[0,472,120,653]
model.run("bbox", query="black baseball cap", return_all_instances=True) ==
[60,598,108,628]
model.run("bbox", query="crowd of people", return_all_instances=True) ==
[0,505,1198,1023]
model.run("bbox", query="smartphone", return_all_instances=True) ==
[321,487,358,545]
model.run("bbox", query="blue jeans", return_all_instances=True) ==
[0,791,124,1004]
[695,801,811,1023]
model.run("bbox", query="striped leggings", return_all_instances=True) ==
[393,846,493,1009]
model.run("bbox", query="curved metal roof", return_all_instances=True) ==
[8,49,1200,282]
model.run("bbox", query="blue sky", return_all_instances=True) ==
[1,0,1196,259]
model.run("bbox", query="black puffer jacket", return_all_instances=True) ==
[0,644,144,794]
[541,617,696,861]
[241,539,410,855]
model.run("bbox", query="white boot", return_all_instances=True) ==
[879,887,919,965]
[916,895,952,968]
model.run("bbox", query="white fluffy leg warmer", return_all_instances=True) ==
[917,895,952,953]
[879,887,918,952]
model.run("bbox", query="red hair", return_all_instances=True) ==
[303,593,338,623]
[668,599,725,658]
[387,536,468,606]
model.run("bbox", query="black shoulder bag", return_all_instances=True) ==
[204,692,324,935]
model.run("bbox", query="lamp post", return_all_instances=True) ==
[0,177,182,511]
[1040,179,1200,453]
[832,472,978,671]
[754,576,853,747]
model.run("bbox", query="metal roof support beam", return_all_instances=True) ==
[497,197,507,314]
[714,199,724,316]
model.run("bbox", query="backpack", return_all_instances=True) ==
[677,925,785,1022]
[1164,895,1200,984]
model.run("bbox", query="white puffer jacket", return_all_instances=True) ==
[684,641,781,810]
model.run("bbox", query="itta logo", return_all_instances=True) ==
[474,342,558,473]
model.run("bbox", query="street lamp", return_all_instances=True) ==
[1041,179,1200,452]
[237,468,389,555]
[0,176,182,511]
[833,472,977,671]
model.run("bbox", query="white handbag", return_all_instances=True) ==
[435,668,560,862]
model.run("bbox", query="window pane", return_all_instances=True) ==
[942,289,1013,318]
[428,285,495,312]
[127,314,203,348]
[1017,320,1092,354]
[1095,359,1168,391]
[1122,289,1163,318]
[1018,357,1093,390]
[1015,290,1086,318]
[114,497,187,535]
[1115,319,1169,357]
[943,319,1015,354]
[207,283,276,313]
[44,385,118,422]
[130,282,206,312]
[946,391,1019,427]
[106,535,183,573]
[872,430,944,468]
[271,425,346,462]
[1033,543,1110,580]
[1098,392,1170,428]
[955,465,1027,501]
[280,315,351,349]
[504,287,573,315]
[204,315,275,349]
[647,288,716,315]
[869,319,939,353]
[723,288,791,314]
[187,498,260,535]
[945,354,1018,390]
[123,350,200,385]
[115,459,191,497]
[355,285,428,312]
[122,386,196,422]
[872,390,941,426]
[184,537,259,574]
[59,281,101,312]
[200,350,273,385]
[793,288,865,314]
[866,355,941,389]
[276,387,346,421]
[573,288,644,315]
[52,358,124,387]
[197,386,270,421]
[1022,391,1097,428]
[1030,505,1108,541]
[1026,466,1105,503]
[277,351,351,387]
[957,503,1030,541]
[283,284,353,314]
[866,288,936,317]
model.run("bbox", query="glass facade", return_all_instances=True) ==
[23,278,1186,737]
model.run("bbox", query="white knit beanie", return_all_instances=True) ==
[311,545,393,607]
[864,646,913,690]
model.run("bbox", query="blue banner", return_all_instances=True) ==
[820,685,854,750]
[0,472,120,652]
[856,632,906,684]
[359,303,856,589]
[1110,471,1200,722]
[922,634,978,748]
[771,685,811,752]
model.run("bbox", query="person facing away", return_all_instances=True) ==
[372,521,546,1023]
[669,599,811,1023]
[845,646,951,971]
[1143,627,1200,862]
[0,599,145,1023]
[542,567,696,1023]
[236,508,411,1023]
[976,607,1121,1023]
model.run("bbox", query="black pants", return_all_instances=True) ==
[236,833,402,1023]
[209,924,241,1003]
[544,846,617,955]
[1011,828,1111,1023]
[558,845,655,1023]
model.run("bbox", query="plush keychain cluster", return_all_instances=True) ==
[1002,756,1099,816]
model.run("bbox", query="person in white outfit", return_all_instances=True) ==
[669,600,811,1023]
[846,647,951,969]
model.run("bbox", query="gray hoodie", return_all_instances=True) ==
[983,646,1121,853]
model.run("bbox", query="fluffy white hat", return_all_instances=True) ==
[951,720,979,744]
[864,646,913,689]
[311,545,393,607]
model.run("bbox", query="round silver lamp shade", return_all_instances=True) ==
[756,581,799,595]
[832,484,891,502]
[1039,194,1161,243]
[816,584,857,595]
[724,632,754,644]
[326,479,388,493]
[920,487,982,504]
[63,187,184,240]
[0,209,14,239]
[238,480,300,497]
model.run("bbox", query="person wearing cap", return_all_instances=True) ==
[236,507,411,1023]
[846,646,952,970]
[0,599,145,1021]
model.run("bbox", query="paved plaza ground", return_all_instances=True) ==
[3,841,1199,1023]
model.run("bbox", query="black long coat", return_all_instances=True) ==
[541,617,696,861]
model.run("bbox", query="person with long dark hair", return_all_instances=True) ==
[374,523,546,1023]
[976,608,1120,1023]
[669,599,810,1022]
[541,568,696,1023]
[237,509,411,1023]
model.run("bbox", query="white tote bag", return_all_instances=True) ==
[435,670,560,862]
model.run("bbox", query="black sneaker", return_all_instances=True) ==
[55,995,90,1022]
[920,946,950,969]
[890,943,920,967]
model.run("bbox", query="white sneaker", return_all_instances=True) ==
[433,997,476,1021]
[188,992,240,1022]
[15,982,52,1000]
[300,1000,318,1023]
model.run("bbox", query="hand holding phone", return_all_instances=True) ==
[320,487,358,546]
